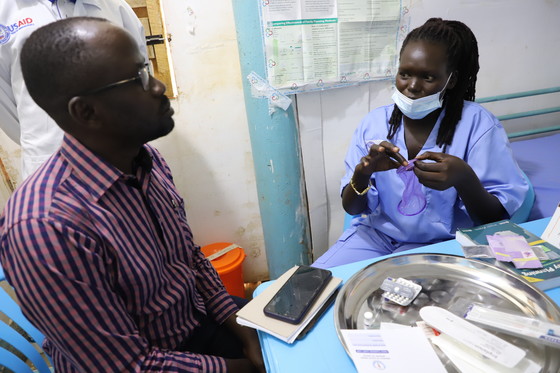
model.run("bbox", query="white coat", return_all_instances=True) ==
[0,0,147,178]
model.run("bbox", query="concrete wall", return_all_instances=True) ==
[153,0,268,281]
[298,0,560,255]
[1,0,558,282]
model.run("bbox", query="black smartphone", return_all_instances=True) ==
[263,265,332,324]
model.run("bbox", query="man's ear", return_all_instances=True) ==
[67,96,98,126]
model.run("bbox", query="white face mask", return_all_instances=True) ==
[391,73,453,120]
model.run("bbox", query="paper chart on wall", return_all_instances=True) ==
[260,0,410,94]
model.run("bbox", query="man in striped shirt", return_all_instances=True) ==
[0,17,264,372]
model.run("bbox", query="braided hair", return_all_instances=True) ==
[388,18,480,148]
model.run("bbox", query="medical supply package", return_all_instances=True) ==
[456,220,560,290]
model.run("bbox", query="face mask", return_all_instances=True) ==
[391,73,453,120]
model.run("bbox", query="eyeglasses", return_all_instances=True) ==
[79,65,150,96]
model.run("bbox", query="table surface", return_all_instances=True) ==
[254,218,559,373]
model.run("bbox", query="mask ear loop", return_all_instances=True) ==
[438,72,454,103]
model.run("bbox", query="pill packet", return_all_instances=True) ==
[380,277,422,306]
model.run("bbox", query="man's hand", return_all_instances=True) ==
[224,315,266,373]
[225,358,263,373]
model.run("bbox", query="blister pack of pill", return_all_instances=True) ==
[380,277,422,306]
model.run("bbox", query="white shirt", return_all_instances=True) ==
[0,0,147,179]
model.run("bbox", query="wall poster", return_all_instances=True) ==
[259,0,411,94]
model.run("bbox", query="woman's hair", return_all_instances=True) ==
[388,18,480,148]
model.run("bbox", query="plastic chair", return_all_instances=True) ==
[0,272,52,373]
[343,213,363,231]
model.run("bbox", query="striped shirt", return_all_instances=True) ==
[0,134,238,372]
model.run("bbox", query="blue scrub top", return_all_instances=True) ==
[342,101,529,243]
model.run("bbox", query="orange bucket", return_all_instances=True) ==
[201,242,246,298]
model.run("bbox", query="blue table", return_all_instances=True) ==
[255,218,559,373]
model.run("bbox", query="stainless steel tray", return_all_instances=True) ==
[334,254,560,372]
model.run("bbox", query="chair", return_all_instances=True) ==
[343,212,360,231]
[0,265,52,373]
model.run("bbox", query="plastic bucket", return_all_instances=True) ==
[201,242,246,298]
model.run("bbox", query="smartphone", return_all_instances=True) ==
[263,265,332,324]
[296,288,339,340]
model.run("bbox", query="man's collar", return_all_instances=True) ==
[60,134,153,201]
[132,147,154,175]
[48,0,77,3]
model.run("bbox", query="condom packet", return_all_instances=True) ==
[463,244,550,261]
[487,234,543,269]
[396,159,426,216]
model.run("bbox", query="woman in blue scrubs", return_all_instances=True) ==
[314,18,529,269]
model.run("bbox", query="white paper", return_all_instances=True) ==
[542,203,560,249]
[340,328,446,372]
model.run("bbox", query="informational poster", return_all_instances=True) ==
[260,0,410,94]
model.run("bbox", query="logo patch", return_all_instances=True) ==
[0,18,34,45]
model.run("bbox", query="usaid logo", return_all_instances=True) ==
[0,25,9,45]
[0,18,34,45]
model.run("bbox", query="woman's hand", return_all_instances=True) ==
[343,141,407,215]
[355,140,408,177]
[413,151,475,191]
[414,151,507,224]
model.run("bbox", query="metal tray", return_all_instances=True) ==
[334,254,560,372]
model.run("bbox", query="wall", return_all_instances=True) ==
[1,0,559,282]
[0,0,270,283]
[166,0,560,266]
[298,0,560,255]
[154,0,268,282]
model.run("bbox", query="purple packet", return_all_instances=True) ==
[486,235,513,262]
[510,249,543,269]
[487,234,543,268]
